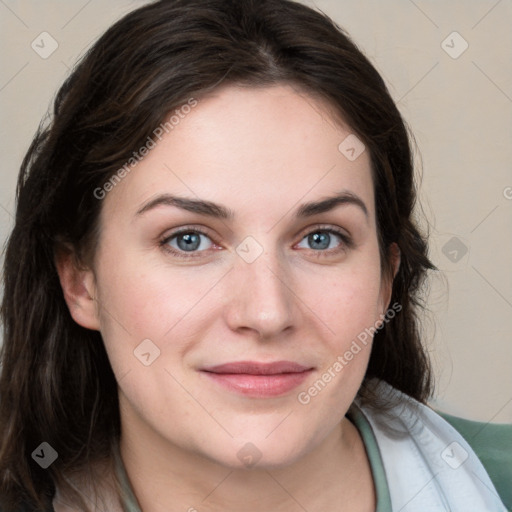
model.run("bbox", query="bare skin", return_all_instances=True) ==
[57,84,399,511]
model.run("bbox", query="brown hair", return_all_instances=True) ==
[0,0,435,510]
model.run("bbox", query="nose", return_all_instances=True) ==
[223,247,297,340]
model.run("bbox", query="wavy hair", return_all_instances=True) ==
[0,0,435,510]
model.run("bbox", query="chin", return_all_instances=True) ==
[195,432,314,472]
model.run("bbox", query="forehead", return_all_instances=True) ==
[102,84,374,224]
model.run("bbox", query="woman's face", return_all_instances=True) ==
[81,84,394,468]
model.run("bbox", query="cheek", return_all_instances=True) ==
[309,262,384,344]
[92,247,221,366]
[95,245,178,327]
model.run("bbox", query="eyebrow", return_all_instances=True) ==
[136,190,368,220]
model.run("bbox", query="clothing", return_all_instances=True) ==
[114,381,509,511]
[352,381,510,511]
[6,382,510,511]
[347,402,393,511]
[436,410,512,509]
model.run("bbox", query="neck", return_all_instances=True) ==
[119,403,375,512]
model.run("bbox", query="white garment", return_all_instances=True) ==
[355,381,507,512]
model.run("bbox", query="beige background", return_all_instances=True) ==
[0,0,511,423]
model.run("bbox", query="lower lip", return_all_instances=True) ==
[201,370,313,397]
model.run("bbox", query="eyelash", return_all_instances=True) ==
[159,225,353,259]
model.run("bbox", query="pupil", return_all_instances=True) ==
[309,232,329,250]
[178,233,200,251]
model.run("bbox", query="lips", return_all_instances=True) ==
[200,360,313,397]
[203,361,311,375]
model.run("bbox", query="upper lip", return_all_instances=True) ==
[201,361,312,375]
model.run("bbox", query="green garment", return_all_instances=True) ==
[437,410,512,512]
[347,404,393,512]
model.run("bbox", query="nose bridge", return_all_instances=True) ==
[225,238,295,338]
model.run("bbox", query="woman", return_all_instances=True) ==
[0,1,510,511]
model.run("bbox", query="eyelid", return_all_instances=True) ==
[160,224,214,242]
[295,223,351,241]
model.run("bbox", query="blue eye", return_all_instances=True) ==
[162,229,214,256]
[160,226,352,260]
[296,229,350,252]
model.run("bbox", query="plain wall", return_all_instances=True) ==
[0,0,511,423]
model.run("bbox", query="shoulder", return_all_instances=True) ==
[355,381,510,511]
[436,410,512,512]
